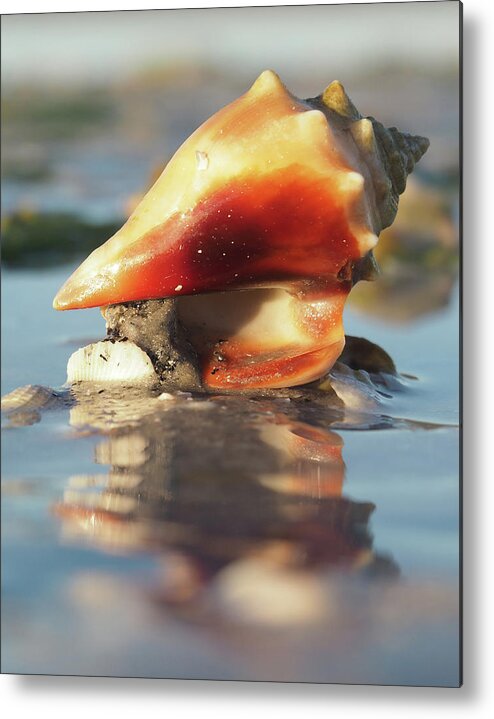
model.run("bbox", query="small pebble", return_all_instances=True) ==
[158,392,175,401]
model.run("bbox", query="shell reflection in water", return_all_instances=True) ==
[55,394,399,627]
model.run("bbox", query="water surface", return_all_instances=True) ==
[1,266,460,685]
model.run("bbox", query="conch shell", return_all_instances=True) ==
[53,70,429,390]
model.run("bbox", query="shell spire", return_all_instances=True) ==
[368,120,430,225]
[310,80,430,232]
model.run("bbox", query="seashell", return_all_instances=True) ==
[325,363,386,412]
[1,384,62,413]
[53,71,429,390]
[66,340,158,384]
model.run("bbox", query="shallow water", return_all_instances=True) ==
[1,265,460,685]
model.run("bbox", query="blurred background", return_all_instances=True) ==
[2,3,459,241]
[1,3,460,336]
[1,4,461,686]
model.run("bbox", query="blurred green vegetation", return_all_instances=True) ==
[2,158,53,183]
[2,87,114,140]
[1,211,121,267]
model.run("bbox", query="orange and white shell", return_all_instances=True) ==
[53,70,429,390]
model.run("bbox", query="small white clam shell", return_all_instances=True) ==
[66,340,158,384]
[1,384,60,412]
[320,363,386,412]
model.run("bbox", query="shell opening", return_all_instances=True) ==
[177,286,347,389]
